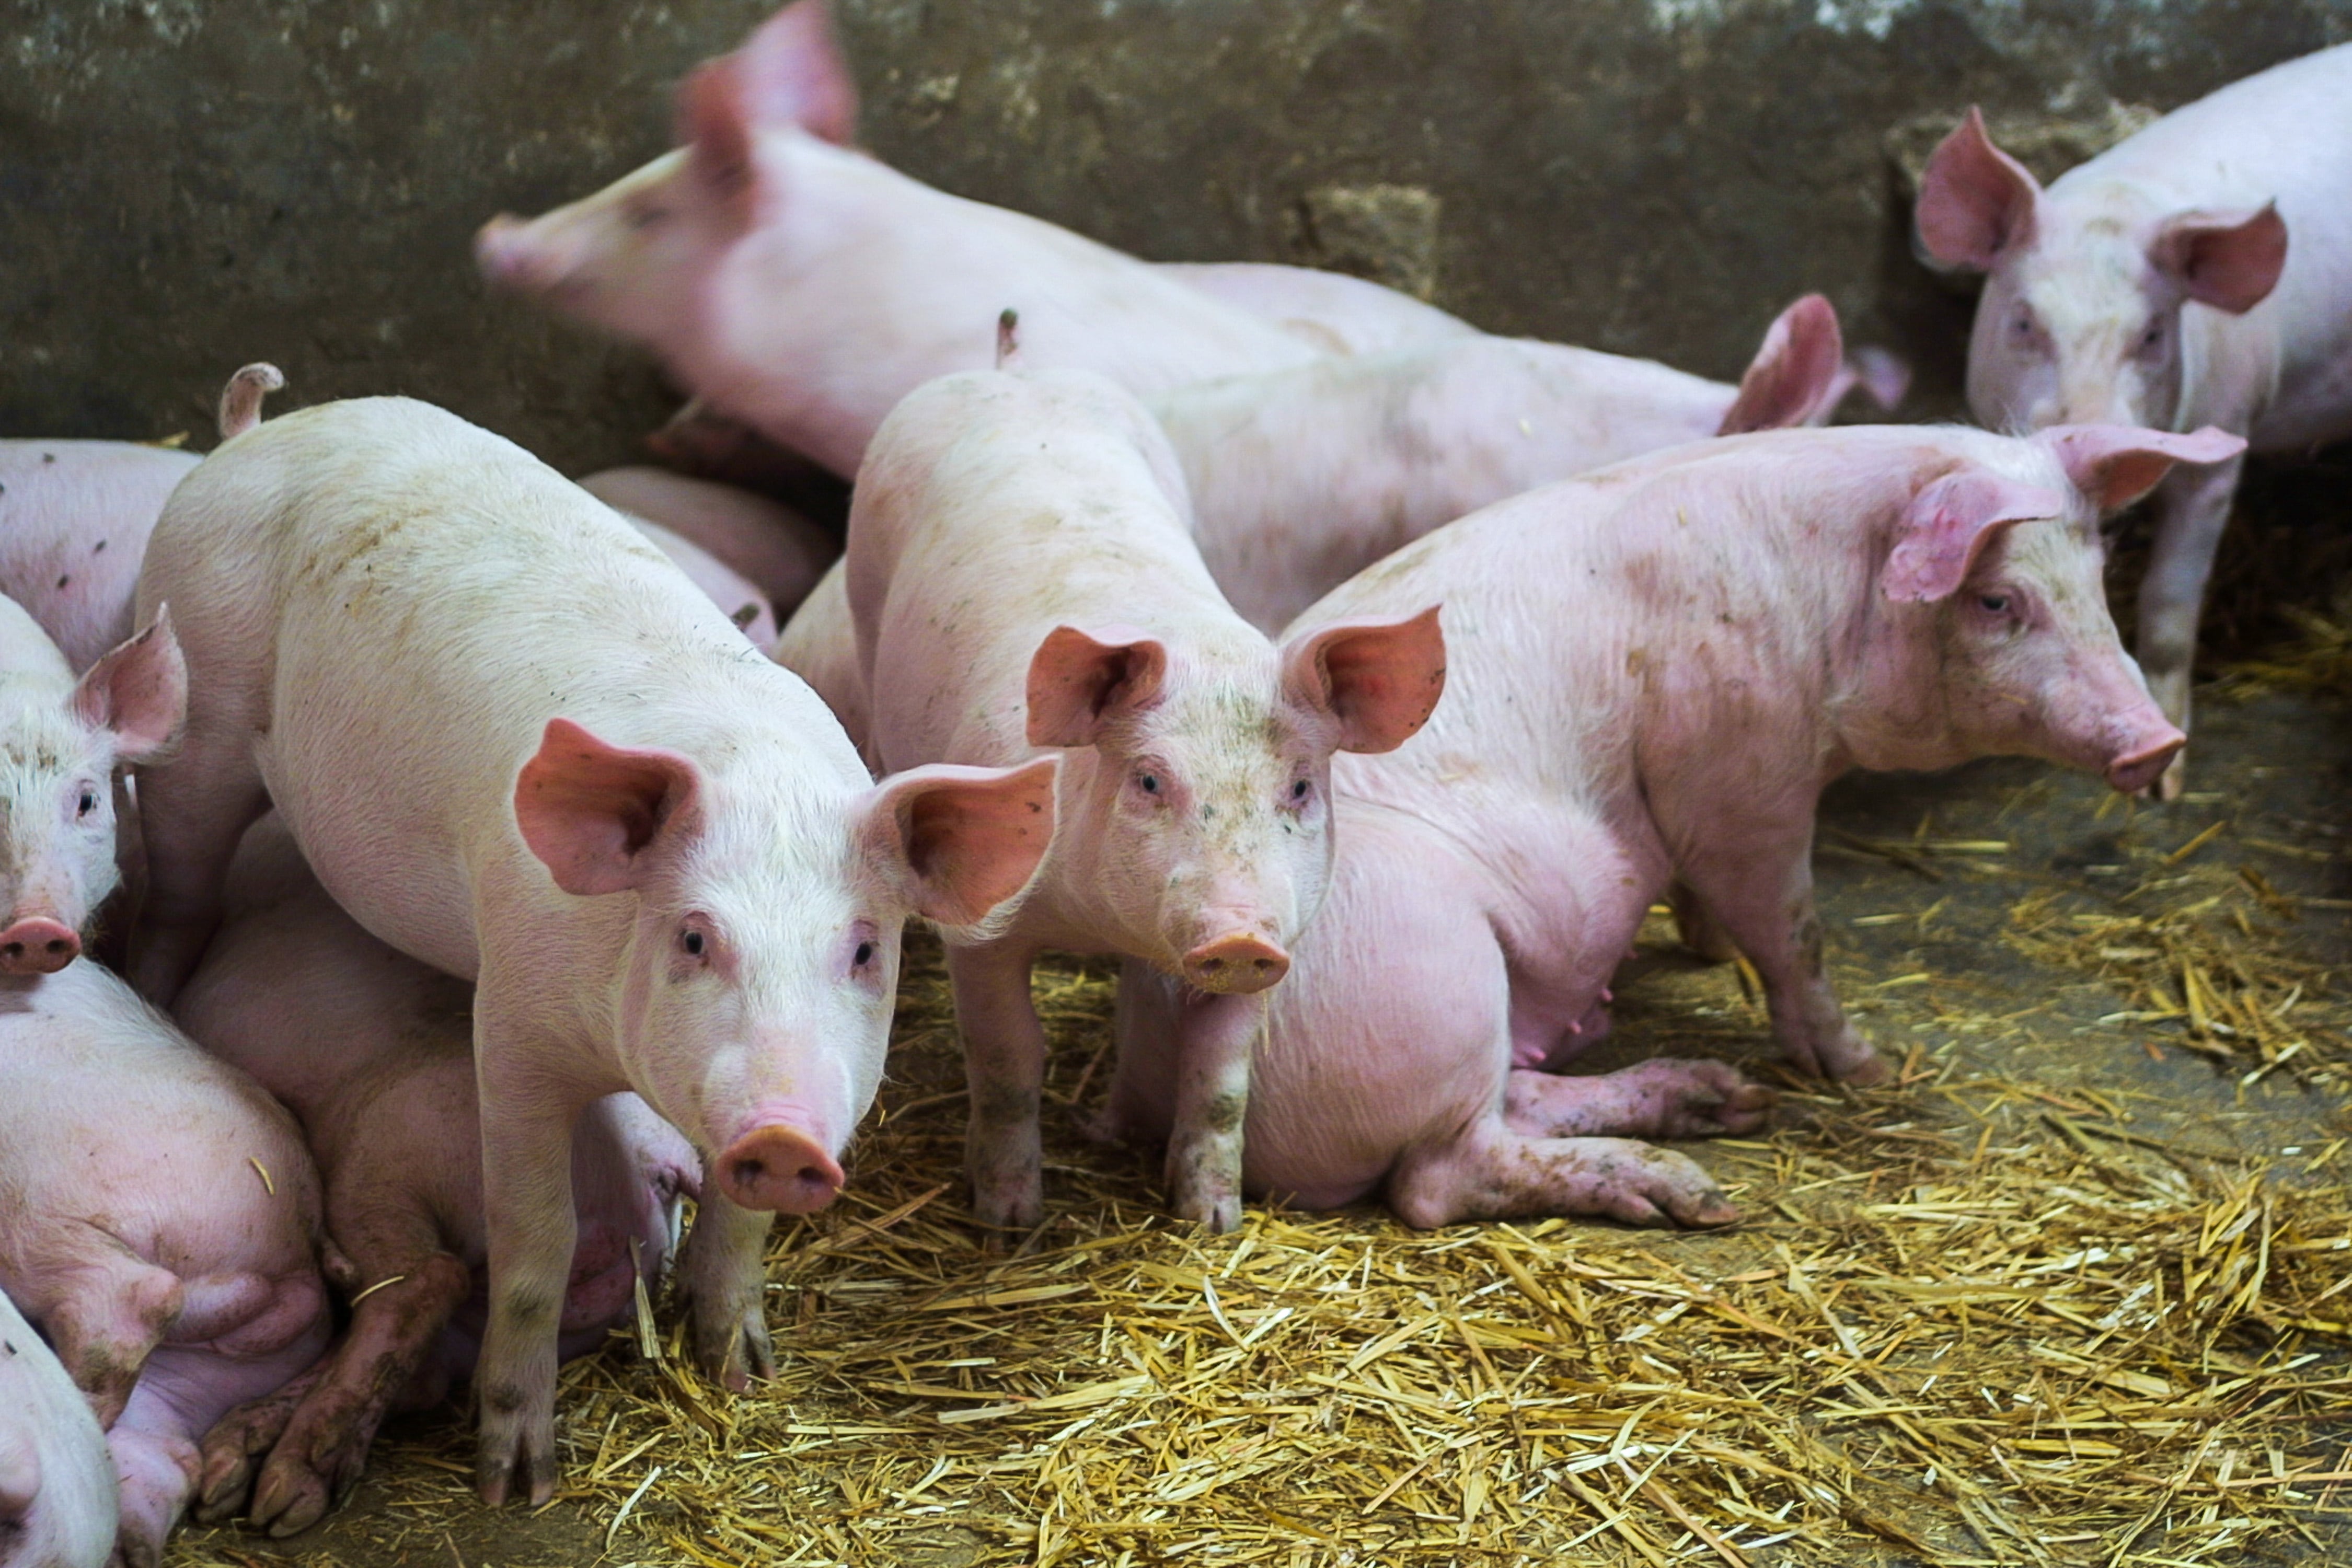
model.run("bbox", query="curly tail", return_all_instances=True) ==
[217,363,285,441]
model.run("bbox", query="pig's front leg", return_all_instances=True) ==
[949,941,1051,1239]
[31,1226,186,1427]
[1164,989,1261,1232]
[1674,829,1889,1084]
[469,1030,582,1508]
[2135,450,2245,801]
[673,1185,776,1391]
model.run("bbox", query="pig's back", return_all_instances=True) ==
[2065,45,2352,197]
[0,440,197,669]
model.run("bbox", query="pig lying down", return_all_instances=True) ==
[0,1283,116,1568]
[177,816,696,1537]
[127,396,1056,1502]
[848,365,1443,1233]
[1114,421,2236,1227]
[475,0,1316,478]
[0,960,330,1566]
[580,465,839,626]
[1917,43,2352,797]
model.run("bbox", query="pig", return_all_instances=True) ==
[582,466,838,621]
[1111,422,2237,1227]
[124,396,1058,1504]
[849,366,1445,1235]
[773,560,871,764]
[1153,262,1482,355]
[0,594,185,975]
[0,1284,116,1568]
[1915,46,2352,797]
[627,513,780,648]
[0,959,329,1566]
[0,365,279,674]
[1158,294,1864,632]
[473,0,1319,478]
[175,815,697,1538]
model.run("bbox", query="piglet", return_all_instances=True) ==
[584,466,839,622]
[474,1,1316,477]
[1916,45,2352,796]
[176,815,696,1538]
[625,512,780,647]
[773,560,871,762]
[126,396,1058,1503]
[850,366,1445,1235]
[1113,422,2239,1227]
[0,960,329,1566]
[0,1284,116,1568]
[1154,262,1481,355]
[1157,294,1863,632]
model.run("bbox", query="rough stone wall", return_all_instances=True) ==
[5,0,2349,471]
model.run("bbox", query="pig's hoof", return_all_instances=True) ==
[252,1460,336,1538]
[1652,1061,1778,1138]
[684,1298,776,1392]
[968,1175,1044,1245]
[1782,1025,1887,1085]
[1604,1149,1740,1229]
[474,1404,558,1508]
[1172,1189,1242,1235]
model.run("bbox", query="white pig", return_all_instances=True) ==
[850,367,1445,1235]
[1915,46,2352,795]
[1154,261,1482,355]
[0,1284,116,1568]
[583,466,839,622]
[126,397,1058,1505]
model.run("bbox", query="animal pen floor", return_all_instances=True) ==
[168,494,2352,1568]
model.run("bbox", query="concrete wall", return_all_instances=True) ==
[5,1,2348,474]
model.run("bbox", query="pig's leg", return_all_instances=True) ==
[106,1394,200,1568]
[1162,989,1262,1232]
[949,941,1051,1238]
[1666,880,1739,963]
[1673,833,1888,1083]
[192,1359,326,1523]
[125,728,270,1004]
[1503,1060,1774,1140]
[1387,1120,1739,1229]
[30,1228,185,1427]
[468,1009,582,1507]
[674,1186,776,1391]
[115,1327,327,1566]
[2134,452,2244,801]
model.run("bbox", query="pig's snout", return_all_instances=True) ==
[475,216,566,295]
[0,1428,38,1517]
[1181,932,1292,995]
[716,1125,844,1214]
[0,917,80,974]
[2105,729,2187,794]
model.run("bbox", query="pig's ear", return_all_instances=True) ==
[859,758,1058,931]
[515,718,704,896]
[1717,294,1846,434]
[736,0,860,145]
[1282,605,1447,755]
[678,59,762,211]
[2151,204,2288,314]
[1881,471,2067,603]
[1025,626,1169,747]
[1916,107,2042,270]
[74,606,187,765]
[2039,423,2248,512]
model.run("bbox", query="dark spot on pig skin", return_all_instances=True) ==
[41,453,54,463]
[1201,1092,1247,1135]
[55,574,68,590]
[92,538,105,552]
[1793,913,1826,977]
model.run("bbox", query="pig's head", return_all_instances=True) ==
[515,717,1054,1215]
[1025,608,1445,993]
[1918,108,2288,433]
[0,612,185,975]
[1849,425,2246,790]
[473,0,857,351]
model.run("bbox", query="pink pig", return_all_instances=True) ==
[849,367,1445,1235]
[176,815,698,1538]
[1159,294,1863,631]
[582,466,839,622]
[125,396,1058,1503]
[1154,261,1482,355]
[0,959,330,1567]
[474,1,1317,478]
[1916,45,2352,797]
[1112,422,2235,1227]
[0,1283,117,1568]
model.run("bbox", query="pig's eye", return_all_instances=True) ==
[2137,319,2166,354]
[1138,773,1161,795]
[1978,593,2013,614]
[75,792,96,817]
[1289,779,1310,803]
[853,941,875,967]
[681,929,706,957]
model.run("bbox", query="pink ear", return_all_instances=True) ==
[736,0,860,145]
[74,607,186,764]
[1881,470,2067,603]
[861,758,1058,930]
[1717,294,1846,434]
[1916,107,2042,270]
[1282,605,1447,755]
[677,58,758,206]
[2153,204,2288,314]
[514,718,702,896]
[2038,423,2247,512]
[1024,626,1169,747]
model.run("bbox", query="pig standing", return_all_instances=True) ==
[0,1284,116,1568]
[474,0,1317,478]
[1915,46,2352,797]
[0,960,329,1566]
[126,397,1057,1503]
[1113,422,2235,1226]
[1159,294,1859,632]
[176,816,697,1538]
[582,466,839,622]
[849,367,1444,1234]
[0,594,185,975]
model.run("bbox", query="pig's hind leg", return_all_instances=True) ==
[24,1225,186,1428]
[1503,1060,1774,1142]
[1388,1120,1739,1229]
